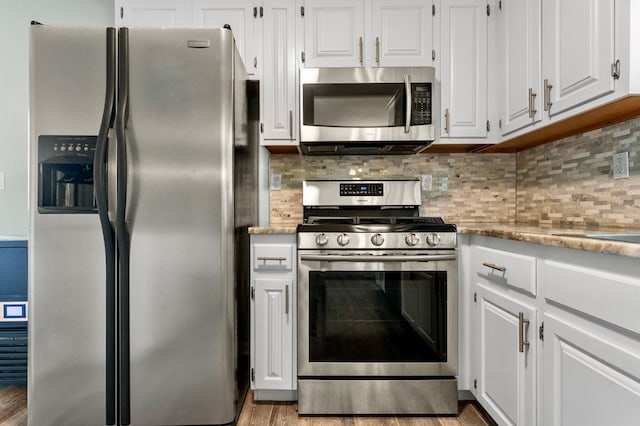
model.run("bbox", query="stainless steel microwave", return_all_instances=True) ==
[299,67,435,155]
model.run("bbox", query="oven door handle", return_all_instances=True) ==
[300,254,456,262]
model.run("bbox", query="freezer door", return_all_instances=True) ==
[28,26,108,426]
[125,28,238,425]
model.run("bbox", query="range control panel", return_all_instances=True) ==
[340,183,384,196]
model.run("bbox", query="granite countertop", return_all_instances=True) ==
[248,226,297,234]
[458,223,640,258]
[248,223,640,257]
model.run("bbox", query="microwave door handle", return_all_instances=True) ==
[404,74,411,133]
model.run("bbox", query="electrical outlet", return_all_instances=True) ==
[613,151,629,179]
[421,174,432,191]
[440,176,449,192]
[270,173,281,191]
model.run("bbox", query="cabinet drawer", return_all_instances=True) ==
[541,259,640,335]
[474,246,537,296]
[253,244,294,271]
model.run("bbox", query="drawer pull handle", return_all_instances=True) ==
[285,284,289,315]
[482,262,506,272]
[519,312,530,353]
[257,256,287,264]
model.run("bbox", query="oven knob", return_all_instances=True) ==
[315,233,329,246]
[337,233,350,246]
[371,233,385,246]
[405,233,420,246]
[426,233,441,247]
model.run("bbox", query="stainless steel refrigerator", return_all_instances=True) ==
[28,25,258,425]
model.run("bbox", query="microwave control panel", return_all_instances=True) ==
[410,83,432,125]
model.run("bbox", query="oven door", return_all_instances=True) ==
[298,250,457,377]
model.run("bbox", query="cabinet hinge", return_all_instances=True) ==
[473,292,477,303]
[539,322,544,341]
[251,368,255,382]
[611,59,621,80]
[473,379,477,389]
[253,6,257,18]
[260,6,263,18]
[260,122,264,134]
[432,49,436,61]
[486,120,490,132]
[251,286,255,300]
[301,51,306,63]
[254,57,257,68]
[301,6,305,17]
[120,7,124,19]
[432,4,436,16]
[498,119,502,129]
[499,0,502,10]
[487,4,491,16]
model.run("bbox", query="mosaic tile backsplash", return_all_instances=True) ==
[516,117,640,228]
[269,118,640,228]
[269,153,516,226]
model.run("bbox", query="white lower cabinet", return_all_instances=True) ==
[466,234,640,426]
[250,233,297,400]
[475,284,537,426]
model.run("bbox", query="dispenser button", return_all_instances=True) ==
[75,146,82,151]
[60,146,66,151]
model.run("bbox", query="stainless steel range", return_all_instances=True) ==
[297,179,458,415]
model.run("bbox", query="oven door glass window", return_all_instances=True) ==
[308,270,447,363]
[302,83,406,128]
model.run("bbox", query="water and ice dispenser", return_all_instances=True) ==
[38,135,97,213]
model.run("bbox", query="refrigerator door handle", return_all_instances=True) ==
[116,26,131,426]
[94,26,117,426]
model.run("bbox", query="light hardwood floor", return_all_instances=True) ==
[0,387,494,426]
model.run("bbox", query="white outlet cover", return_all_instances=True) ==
[421,174,432,191]
[270,173,282,191]
[440,176,449,192]
[613,151,629,180]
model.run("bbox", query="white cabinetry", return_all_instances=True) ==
[541,0,615,117]
[250,233,297,400]
[116,0,189,27]
[540,255,640,426]
[260,0,298,144]
[497,0,542,135]
[439,0,488,139]
[471,240,537,426]
[464,234,640,426]
[302,0,433,68]
[116,0,258,75]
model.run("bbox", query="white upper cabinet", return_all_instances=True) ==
[303,0,365,68]
[498,0,542,135]
[440,0,488,139]
[116,0,189,27]
[541,0,615,117]
[192,0,258,75]
[369,0,433,67]
[261,0,298,142]
[302,0,433,68]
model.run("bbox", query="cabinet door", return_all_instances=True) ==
[475,284,536,426]
[192,0,258,75]
[440,0,488,138]
[254,278,294,390]
[542,313,640,426]
[303,0,365,68]
[499,0,542,135]
[370,0,433,67]
[541,0,615,117]
[117,0,190,27]
[262,0,297,142]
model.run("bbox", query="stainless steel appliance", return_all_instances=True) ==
[297,180,458,415]
[28,25,258,425]
[299,67,435,155]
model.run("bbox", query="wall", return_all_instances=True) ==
[0,1,114,237]
[517,117,640,228]
[269,153,516,226]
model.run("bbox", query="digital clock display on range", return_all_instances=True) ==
[339,183,383,196]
